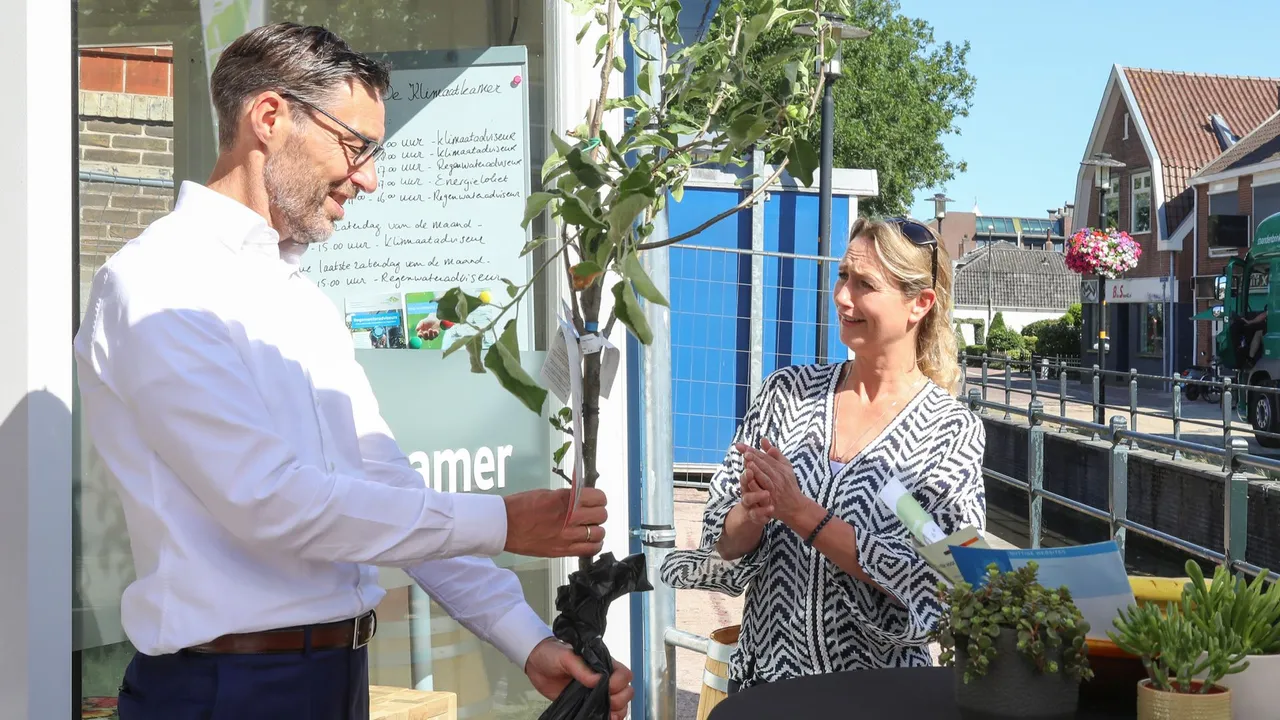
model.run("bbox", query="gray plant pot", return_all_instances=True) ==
[953,627,1081,720]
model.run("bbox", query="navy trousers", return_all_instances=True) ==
[117,644,369,720]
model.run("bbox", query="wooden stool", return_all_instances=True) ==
[369,685,457,720]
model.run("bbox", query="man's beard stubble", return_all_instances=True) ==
[263,134,345,246]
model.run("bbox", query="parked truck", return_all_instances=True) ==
[1215,211,1280,447]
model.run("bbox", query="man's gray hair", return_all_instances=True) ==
[210,22,391,151]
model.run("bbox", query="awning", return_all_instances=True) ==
[1191,306,1223,321]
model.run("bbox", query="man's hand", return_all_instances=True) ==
[525,638,634,720]
[503,488,607,558]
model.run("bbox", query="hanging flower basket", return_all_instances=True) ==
[1065,227,1142,279]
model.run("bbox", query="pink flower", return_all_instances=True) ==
[1066,227,1141,279]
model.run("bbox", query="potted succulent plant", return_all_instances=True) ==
[1183,561,1280,720]
[933,562,1093,719]
[1109,591,1249,720]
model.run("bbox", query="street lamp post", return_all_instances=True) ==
[933,192,952,242]
[1080,152,1126,424]
[986,223,994,331]
[795,14,869,364]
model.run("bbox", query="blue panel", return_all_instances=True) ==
[667,185,854,464]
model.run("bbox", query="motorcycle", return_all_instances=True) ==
[1182,355,1225,404]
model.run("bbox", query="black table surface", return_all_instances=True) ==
[707,667,1134,720]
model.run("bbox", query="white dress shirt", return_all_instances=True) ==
[73,181,553,666]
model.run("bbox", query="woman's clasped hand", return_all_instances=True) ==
[736,438,813,531]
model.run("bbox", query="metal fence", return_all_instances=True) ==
[670,243,843,475]
[959,353,1280,458]
[966,390,1277,581]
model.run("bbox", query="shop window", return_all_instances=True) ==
[1132,172,1151,234]
[1140,303,1164,355]
[75,1,558,717]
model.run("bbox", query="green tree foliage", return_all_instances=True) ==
[985,327,1023,356]
[1021,308,1082,358]
[678,0,976,215]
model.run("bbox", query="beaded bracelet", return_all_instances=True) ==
[805,508,835,547]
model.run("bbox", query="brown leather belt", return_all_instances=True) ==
[185,610,377,654]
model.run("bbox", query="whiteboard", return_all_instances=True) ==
[302,47,534,351]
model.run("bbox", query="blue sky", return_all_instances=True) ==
[899,0,1280,223]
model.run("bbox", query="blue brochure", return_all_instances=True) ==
[949,541,1135,639]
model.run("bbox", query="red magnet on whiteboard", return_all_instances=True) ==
[511,75,523,87]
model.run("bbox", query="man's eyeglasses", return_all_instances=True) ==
[279,92,385,168]
[884,216,938,288]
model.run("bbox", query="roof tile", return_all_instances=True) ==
[1194,110,1280,178]
[954,243,1080,311]
[1123,68,1280,231]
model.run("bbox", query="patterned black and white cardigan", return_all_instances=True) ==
[659,363,986,689]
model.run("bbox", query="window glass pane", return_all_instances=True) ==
[76,13,183,709]
[1140,303,1164,354]
[1103,193,1120,230]
[1132,174,1152,233]
[75,3,556,718]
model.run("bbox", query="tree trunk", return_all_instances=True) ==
[578,283,603,573]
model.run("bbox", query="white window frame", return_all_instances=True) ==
[1132,171,1152,234]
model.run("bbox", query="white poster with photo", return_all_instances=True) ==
[301,47,535,352]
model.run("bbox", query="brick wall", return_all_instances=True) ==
[80,46,174,96]
[77,46,176,315]
[1089,98,1170,279]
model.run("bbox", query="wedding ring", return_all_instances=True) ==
[586,526,593,542]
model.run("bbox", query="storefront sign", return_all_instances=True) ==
[359,350,551,498]
[1080,276,1175,303]
[302,47,535,351]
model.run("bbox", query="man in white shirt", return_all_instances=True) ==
[73,22,632,720]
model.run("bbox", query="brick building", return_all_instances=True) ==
[1072,66,1280,378]
[935,210,1073,262]
[1187,110,1280,359]
[77,46,176,315]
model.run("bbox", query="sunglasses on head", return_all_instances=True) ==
[884,216,938,288]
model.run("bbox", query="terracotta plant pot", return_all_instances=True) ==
[1079,638,1145,714]
[1216,652,1280,720]
[953,628,1080,719]
[1136,679,1232,720]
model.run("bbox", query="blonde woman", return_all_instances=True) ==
[660,217,986,691]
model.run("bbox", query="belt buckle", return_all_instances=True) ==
[353,611,376,650]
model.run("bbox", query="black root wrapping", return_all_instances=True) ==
[538,552,654,720]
